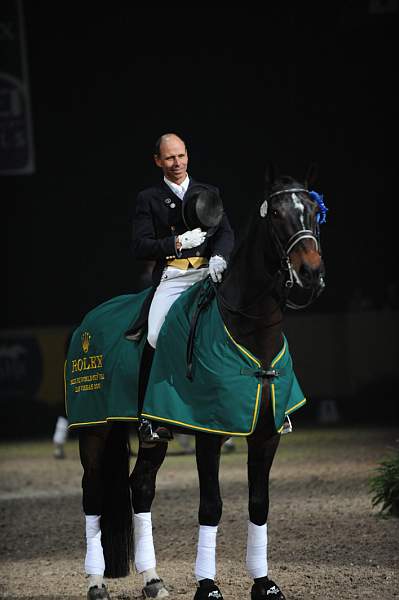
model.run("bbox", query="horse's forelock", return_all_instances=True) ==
[271,175,300,192]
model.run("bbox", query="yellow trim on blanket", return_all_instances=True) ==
[276,398,307,433]
[224,327,262,367]
[140,410,258,437]
[68,416,139,429]
[286,398,306,414]
[143,326,265,436]
[64,360,68,418]
[224,326,262,434]
[271,339,287,367]
[68,419,108,429]
[270,340,286,419]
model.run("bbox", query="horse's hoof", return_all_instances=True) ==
[87,584,111,599]
[193,579,223,599]
[251,578,285,599]
[53,444,65,459]
[142,578,169,598]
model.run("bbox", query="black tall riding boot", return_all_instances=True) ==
[137,340,173,443]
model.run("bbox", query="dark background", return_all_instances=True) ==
[4,1,398,329]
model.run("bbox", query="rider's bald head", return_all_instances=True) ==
[154,133,186,158]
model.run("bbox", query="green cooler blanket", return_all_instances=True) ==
[65,281,306,434]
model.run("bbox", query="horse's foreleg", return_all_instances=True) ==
[130,442,169,598]
[246,431,285,599]
[193,432,223,597]
[79,425,111,596]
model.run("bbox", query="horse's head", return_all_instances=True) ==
[260,163,327,309]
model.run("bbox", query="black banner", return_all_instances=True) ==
[0,0,35,175]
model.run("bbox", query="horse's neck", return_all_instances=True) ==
[219,231,284,366]
[221,301,284,367]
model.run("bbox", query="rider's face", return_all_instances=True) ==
[154,135,188,185]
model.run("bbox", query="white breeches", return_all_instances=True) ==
[147,267,209,349]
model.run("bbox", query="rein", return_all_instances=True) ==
[214,274,285,320]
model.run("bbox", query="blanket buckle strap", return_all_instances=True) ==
[240,367,280,379]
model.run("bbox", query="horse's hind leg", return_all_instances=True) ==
[246,431,286,600]
[79,424,111,598]
[130,442,169,598]
[193,432,224,599]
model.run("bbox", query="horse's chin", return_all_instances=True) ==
[286,274,325,309]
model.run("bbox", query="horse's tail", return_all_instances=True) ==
[101,423,133,578]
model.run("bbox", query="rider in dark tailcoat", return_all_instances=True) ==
[132,180,234,287]
[129,133,234,442]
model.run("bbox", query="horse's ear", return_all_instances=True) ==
[264,162,277,190]
[304,162,318,189]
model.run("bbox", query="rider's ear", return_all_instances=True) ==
[304,162,318,189]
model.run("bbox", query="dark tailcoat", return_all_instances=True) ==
[128,178,234,336]
[131,178,234,285]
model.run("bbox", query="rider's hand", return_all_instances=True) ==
[178,228,207,249]
[209,255,227,283]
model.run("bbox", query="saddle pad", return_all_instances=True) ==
[65,281,306,433]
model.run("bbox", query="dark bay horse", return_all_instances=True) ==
[76,164,327,600]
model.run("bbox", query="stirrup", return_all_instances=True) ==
[139,418,173,444]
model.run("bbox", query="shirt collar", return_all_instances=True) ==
[164,175,190,200]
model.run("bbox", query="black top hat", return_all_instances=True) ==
[182,184,224,231]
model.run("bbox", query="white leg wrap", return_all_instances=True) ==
[134,512,156,573]
[246,521,268,578]
[195,525,218,581]
[85,515,105,576]
[53,416,68,445]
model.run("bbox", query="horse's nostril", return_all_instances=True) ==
[299,264,320,287]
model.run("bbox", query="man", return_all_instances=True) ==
[130,133,234,443]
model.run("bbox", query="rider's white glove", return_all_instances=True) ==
[209,255,227,283]
[178,228,206,249]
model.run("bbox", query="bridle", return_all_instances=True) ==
[215,185,324,317]
[267,187,320,291]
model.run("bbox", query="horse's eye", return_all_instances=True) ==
[271,208,279,218]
